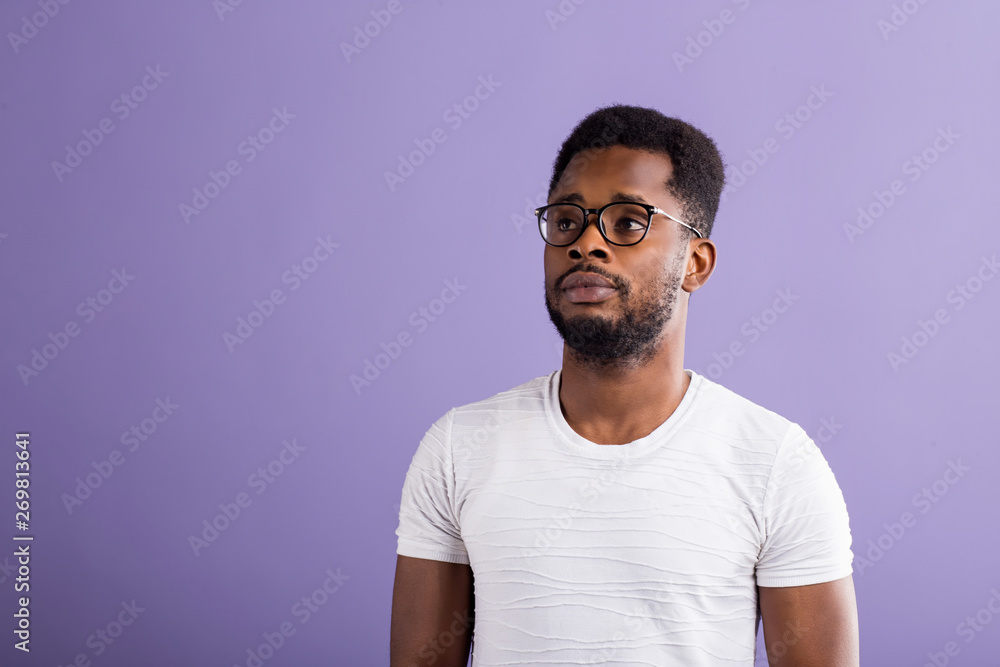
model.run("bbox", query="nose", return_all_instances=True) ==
[568,211,610,260]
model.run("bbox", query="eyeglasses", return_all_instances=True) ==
[535,201,702,247]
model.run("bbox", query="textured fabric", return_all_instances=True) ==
[395,369,854,665]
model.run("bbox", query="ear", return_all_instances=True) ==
[682,237,717,293]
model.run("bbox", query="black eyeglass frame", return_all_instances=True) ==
[534,201,703,247]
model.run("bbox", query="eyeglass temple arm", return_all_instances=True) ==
[650,207,703,239]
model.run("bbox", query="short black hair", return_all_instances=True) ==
[548,104,726,239]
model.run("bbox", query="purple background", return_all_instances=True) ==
[1,1,998,665]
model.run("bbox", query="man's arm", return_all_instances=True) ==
[390,555,475,667]
[758,575,859,666]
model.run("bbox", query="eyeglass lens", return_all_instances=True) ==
[540,203,650,246]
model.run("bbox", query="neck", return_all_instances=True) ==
[557,315,690,446]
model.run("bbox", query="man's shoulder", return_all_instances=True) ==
[446,371,554,428]
[691,372,798,448]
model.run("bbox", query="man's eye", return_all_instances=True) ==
[614,218,646,232]
[556,218,580,230]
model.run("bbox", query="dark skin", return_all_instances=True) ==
[544,145,714,445]
[389,555,474,666]
[390,145,859,666]
[547,145,858,665]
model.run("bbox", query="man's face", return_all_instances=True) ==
[543,145,692,369]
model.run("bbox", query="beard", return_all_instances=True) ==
[545,248,686,371]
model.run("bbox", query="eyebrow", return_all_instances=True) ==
[553,192,653,207]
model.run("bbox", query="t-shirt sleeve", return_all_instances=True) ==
[755,422,854,587]
[395,408,470,565]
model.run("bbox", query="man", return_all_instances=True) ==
[390,105,859,666]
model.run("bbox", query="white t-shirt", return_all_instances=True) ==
[395,368,854,665]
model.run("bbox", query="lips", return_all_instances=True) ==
[561,272,615,289]
[561,272,617,303]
